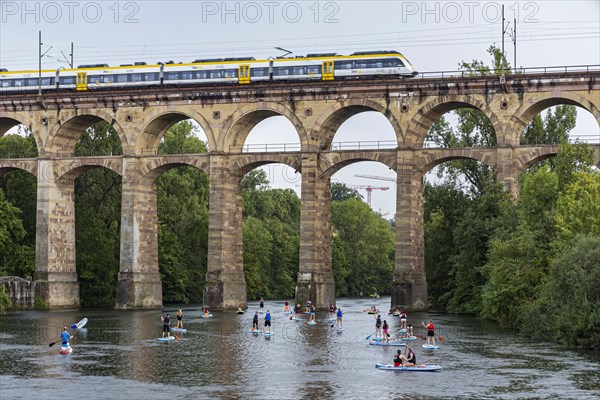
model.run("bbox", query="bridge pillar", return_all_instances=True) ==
[296,154,336,309]
[34,160,79,308]
[392,152,428,311]
[203,156,247,310]
[496,147,520,198]
[115,158,162,309]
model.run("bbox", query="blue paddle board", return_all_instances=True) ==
[369,341,406,347]
[422,344,441,349]
[376,363,441,372]
[158,337,175,342]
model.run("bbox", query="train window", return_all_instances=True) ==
[355,61,368,69]
[42,77,53,85]
[209,70,222,78]
[14,80,24,87]
[1,80,13,87]
[274,67,290,76]
[334,61,353,69]
[307,66,320,75]
[116,74,128,83]
[143,73,156,81]
[383,60,402,67]
[103,75,114,83]
[180,71,193,80]
[131,74,142,82]
[292,66,305,75]
[194,71,208,79]
[165,72,179,80]
[88,76,101,84]
[224,69,237,78]
[60,77,76,85]
[251,68,268,77]
[26,78,38,86]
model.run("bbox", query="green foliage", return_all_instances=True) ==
[522,105,576,145]
[332,198,394,296]
[0,286,11,314]
[74,123,123,307]
[33,296,48,311]
[522,235,600,349]
[331,182,362,202]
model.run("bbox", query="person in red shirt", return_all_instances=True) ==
[422,320,436,347]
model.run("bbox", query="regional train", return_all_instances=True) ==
[0,51,418,92]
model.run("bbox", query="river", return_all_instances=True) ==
[0,297,598,399]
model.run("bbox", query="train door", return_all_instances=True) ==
[322,61,334,80]
[238,64,250,84]
[76,72,88,91]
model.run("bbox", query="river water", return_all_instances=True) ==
[0,297,598,400]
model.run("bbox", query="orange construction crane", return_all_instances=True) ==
[348,185,389,207]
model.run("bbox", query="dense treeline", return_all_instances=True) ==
[423,46,600,349]
[0,121,395,307]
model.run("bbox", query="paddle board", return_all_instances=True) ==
[306,321,317,325]
[263,331,274,336]
[171,328,187,333]
[71,318,88,330]
[403,336,417,341]
[158,336,175,342]
[249,329,261,334]
[369,341,406,347]
[336,328,344,332]
[375,363,442,372]
[292,317,302,322]
[399,329,407,333]
[200,314,213,319]
[422,344,441,349]
[60,346,72,355]
[370,337,384,341]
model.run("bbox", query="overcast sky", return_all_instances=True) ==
[1,0,599,215]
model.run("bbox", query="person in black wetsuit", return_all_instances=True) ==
[175,309,183,329]
[259,297,265,311]
[402,347,416,367]
[161,314,171,338]
[252,311,260,331]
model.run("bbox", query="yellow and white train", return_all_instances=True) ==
[0,50,418,92]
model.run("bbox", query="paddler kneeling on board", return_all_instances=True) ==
[400,347,417,367]
[393,350,402,367]
[204,308,210,318]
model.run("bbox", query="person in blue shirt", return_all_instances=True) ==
[336,308,343,328]
[263,310,272,333]
[61,327,71,346]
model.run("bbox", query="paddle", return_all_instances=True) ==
[169,324,180,341]
[365,332,375,340]
[49,318,85,347]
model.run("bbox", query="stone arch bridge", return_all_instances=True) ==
[1,70,599,310]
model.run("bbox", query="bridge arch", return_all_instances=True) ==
[415,149,497,178]
[314,99,402,150]
[55,162,123,185]
[509,93,600,145]
[138,157,210,185]
[219,104,307,153]
[319,151,396,180]
[405,95,502,147]
[136,109,215,156]
[47,110,126,157]
[0,160,38,178]
[228,154,302,180]
[0,113,42,156]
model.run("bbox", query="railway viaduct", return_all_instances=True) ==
[1,70,599,310]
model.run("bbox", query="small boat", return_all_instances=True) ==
[375,363,441,372]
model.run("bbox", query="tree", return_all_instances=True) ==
[331,182,362,202]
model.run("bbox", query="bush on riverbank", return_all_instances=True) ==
[0,286,11,314]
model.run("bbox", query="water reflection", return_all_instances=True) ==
[0,298,599,399]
